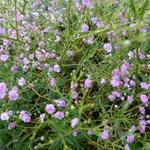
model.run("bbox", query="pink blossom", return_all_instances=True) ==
[140,82,149,90]
[81,24,89,32]
[18,77,26,86]
[0,82,7,99]
[8,122,16,129]
[71,117,79,128]
[140,94,149,105]
[53,64,60,73]
[45,104,55,114]
[53,111,64,120]
[0,54,9,62]
[127,135,135,143]
[103,43,112,53]
[8,87,19,101]
[101,130,109,140]
[84,77,92,89]
[19,111,31,123]
[39,113,45,123]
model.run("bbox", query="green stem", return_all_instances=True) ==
[14,0,19,40]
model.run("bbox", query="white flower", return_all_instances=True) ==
[0,112,10,121]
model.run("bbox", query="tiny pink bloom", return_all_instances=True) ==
[112,91,121,98]
[111,79,120,87]
[140,82,149,90]
[53,99,66,108]
[72,131,78,136]
[130,80,136,87]
[71,117,79,128]
[53,111,64,120]
[45,104,55,114]
[87,130,93,136]
[139,106,145,114]
[81,24,89,32]
[18,77,26,86]
[91,17,98,24]
[39,113,45,123]
[19,111,31,123]
[49,78,56,87]
[38,41,45,47]
[53,64,60,73]
[103,43,112,53]
[127,96,133,104]
[0,54,9,62]
[121,61,129,72]
[3,39,11,46]
[101,130,109,140]
[100,78,106,85]
[0,82,7,99]
[127,135,135,143]
[84,78,92,89]
[8,122,16,129]
[108,95,115,101]
[140,94,149,105]
[8,87,19,101]
[11,65,18,73]
[86,2,93,9]
[16,12,23,21]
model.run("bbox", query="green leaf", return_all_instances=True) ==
[130,0,137,19]
[48,139,63,150]
[139,0,149,19]
[65,136,85,150]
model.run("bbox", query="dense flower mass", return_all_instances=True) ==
[0,0,149,149]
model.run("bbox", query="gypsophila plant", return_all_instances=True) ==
[0,0,150,149]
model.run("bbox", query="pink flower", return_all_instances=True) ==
[100,78,106,85]
[84,77,92,89]
[127,135,135,143]
[121,61,130,73]
[8,87,19,101]
[140,82,149,90]
[0,82,7,99]
[39,113,45,123]
[130,80,136,87]
[53,99,66,108]
[19,111,31,123]
[82,0,93,9]
[35,50,44,60]
[91,17,98,24]
[38,41,45,47]
[45,104,55,114]
[127,96,133,104]
[8,122,16,129]
[103,43,112,53]
[53,111,64,120]
[81,24,89,32]
[139,106,145,114]
[16,12,23,21]
[0,54,9,62]
[49,78,56,87]
[3,39,11,46]
[18,77,26,86]
[140,94,149,105]
[11,65,18,73]
[110,79,120,87]
[101,130,109,140]
[112,91,121,98]
[71,118,79,128]
[53,64,60,73]
[108,95,115,101]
